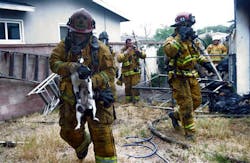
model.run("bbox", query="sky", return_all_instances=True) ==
[103,0,235,36]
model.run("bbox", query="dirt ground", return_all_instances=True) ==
[0,102,250,163]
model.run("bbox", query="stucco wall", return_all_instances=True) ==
[0,79,44,121]
[1,0,124,44]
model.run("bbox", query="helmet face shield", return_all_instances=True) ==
[71,32,90,45]
[177,16,187,22]
[69,32,91,55]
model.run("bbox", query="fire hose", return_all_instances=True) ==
[122,135,169,162]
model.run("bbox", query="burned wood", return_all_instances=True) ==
[5,120,58,124]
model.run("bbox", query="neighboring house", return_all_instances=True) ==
[231,0,250,95]
[0,0,129,44]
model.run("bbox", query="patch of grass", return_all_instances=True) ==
[208,153,231,163]
[20,136,38,160]
[118,126,132,137]
[17,125,66,162]
[197,118,232,139]
[139,129,148,138]
[1,103,250,162]
[196,117,250,163]
[206,152,248,163]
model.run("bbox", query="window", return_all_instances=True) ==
[0,19,24,44]
[59,25,68,41]
[0,22,6,39]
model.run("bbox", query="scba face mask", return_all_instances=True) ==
[70,32,91,55]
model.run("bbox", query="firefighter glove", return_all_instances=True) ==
[135,50,141,56]
[77,65,91,79]
[69,62,81,73]
[203,62,215,73]
[94,88,114,108]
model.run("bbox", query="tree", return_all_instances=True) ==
[201,34,213,48]
[197,25,231,47]
[153,26,174,42]
[197,25,230,35]
[153,26,174,74]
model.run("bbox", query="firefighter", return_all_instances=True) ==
[206,35,228,65]
[116,38,146,103]
[98,31,115,57]
[98,31,118,101]
[49,8,117,162]
[163,12,214,141]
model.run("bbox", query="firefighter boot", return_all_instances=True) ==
[185,134,196,142]
[76,132,91,160]
[77,148,88,159]
[168,111,180,129]
[184,125,196,142]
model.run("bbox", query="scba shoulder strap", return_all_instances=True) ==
[90,36,99,74]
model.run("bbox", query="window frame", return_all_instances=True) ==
[0,18,25,44]
[58,24,68,42]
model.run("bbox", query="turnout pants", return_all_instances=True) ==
[123,74,140,102]
[170,77,202,135]
[59,102,117,162]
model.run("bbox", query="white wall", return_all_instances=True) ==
[144,46,158,76]
[93,9,122,42]
[235,10,250,95]
[24,1,75,44]
[22,0,123,43]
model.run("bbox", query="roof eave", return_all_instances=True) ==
[92,0,129,22]
[0,2,35,12]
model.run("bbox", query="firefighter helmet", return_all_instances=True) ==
[171,12,196,27]
[212,35,221,41]
[99,31,109,40]
[67,8,95,33]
